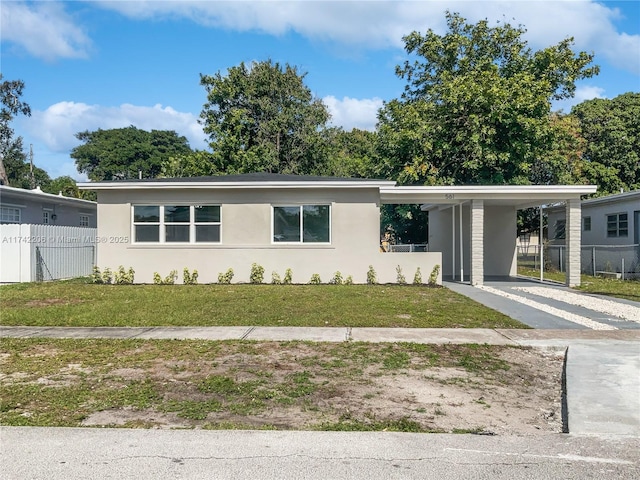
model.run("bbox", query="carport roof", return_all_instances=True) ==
[380,185,597,208]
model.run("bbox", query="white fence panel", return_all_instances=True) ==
[0,224,96,282]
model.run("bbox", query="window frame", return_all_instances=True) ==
[131,205,221,244]
[42,210,50,225]
[0,206,21,223]
[583,216,591,232]
[79,215,90,227]
[606,212,628,238]
[271,204,331,244]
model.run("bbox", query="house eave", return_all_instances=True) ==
[78,180,397,190]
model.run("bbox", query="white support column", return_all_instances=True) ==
[459,202,464,282]
[566,198,582,287]
[470,199,484,286]
[451,204,456,279]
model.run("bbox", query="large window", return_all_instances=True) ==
[273,205,330,243]
[607,213,628,238]
[0,207,21,223]
[133,205,220,243]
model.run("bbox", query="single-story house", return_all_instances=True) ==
[0,185,97,227]
[79,173,596,286]
[547,190,639,276]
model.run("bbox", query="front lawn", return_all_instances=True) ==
[0,281,524,329]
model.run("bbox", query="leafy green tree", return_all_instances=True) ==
[71,126,193,181]
[200,60,331,175]
[325,128,379,178]
[0,75,33,186]
[378,11,599,186]
[44,175,80,197]
[571,92,640,193]
[159,151,218,178]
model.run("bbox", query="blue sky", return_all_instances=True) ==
[2,0,639,180]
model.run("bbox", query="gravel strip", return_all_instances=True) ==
[477,285,617,331]
[512,287,640,322]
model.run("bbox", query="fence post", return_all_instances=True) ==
[622,258,625,281]
[592,247,596,276]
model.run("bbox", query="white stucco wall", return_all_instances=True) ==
[95,187,441,284]
[428,203,516,279]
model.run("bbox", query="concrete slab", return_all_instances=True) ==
[351,328,516,345]
[246,327,349,342]
[132,327,250,340]
[0,326,54,338]
[566,343,640,437]
[0,326,152,339]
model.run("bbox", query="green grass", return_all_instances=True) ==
[0,281,524,329]
[0,338,522,431]
[517,265,640,302]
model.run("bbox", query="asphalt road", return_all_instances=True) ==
[1,427,639,480]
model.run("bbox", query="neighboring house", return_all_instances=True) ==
[547,190,640,276]
[0,185,97,227]
[0,185,98,282]
[79,173,595,286]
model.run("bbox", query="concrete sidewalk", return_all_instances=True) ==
[2,325,639,437]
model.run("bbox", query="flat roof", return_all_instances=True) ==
[78,173,396,190]
[0,185,96,207]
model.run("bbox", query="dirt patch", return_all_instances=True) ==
[24,298,83,307]
[2,341,564,434]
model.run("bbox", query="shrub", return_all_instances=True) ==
[345,275,353,285]
[218,268,234,284]
[428,264,440,286]
[154,270,177,285]
[90,266,103,284]
[250,263,265,284]
[413,267,422,285]
[309,273,322,284]
[283,268,293,285]
[101,267,113,284]
[114,265,135,284]
[396,265,407,284]
[366,265,377,285]
[183,268,198,285]
[329,271,343,285]
[271,271,282,285]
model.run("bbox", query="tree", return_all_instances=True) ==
[571,92,640,194]
[325,128,379,178]
[199,60,331,175]
[71,126,192,181]
[0,75,32,186]
[159,151,218,178]
[378,11,599,186]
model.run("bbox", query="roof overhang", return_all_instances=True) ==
[0,185,96,207]
[78,180,396,190]
[381,185,597,209]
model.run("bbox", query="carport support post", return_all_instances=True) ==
[566,198,581,287]
[470,199,484,286]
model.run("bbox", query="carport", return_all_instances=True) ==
[380,185,597,287]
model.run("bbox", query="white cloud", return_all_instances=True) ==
[26,102,208,152]
[0,1,91,61]
[553,85,607,113]
[96,1,639,74]
[324,96,383,131]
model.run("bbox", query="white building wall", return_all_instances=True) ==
[96,188,441,284]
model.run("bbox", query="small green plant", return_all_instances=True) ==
[114,265,135,284]
[283,268,293,285]
[329,271,343,285]
[413,267,422,285]
[366,265,377,285]
[396,265,406,284]
[271,271,282,285]
[90,266,103,284]
[183,268,198,285]
[218,268,234,284]
[428,264,440,286]
[250,263,265,284]
[153,270,177,285]
[309,273,322,285]
[101,267,113,284]
[344,275,353,285]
